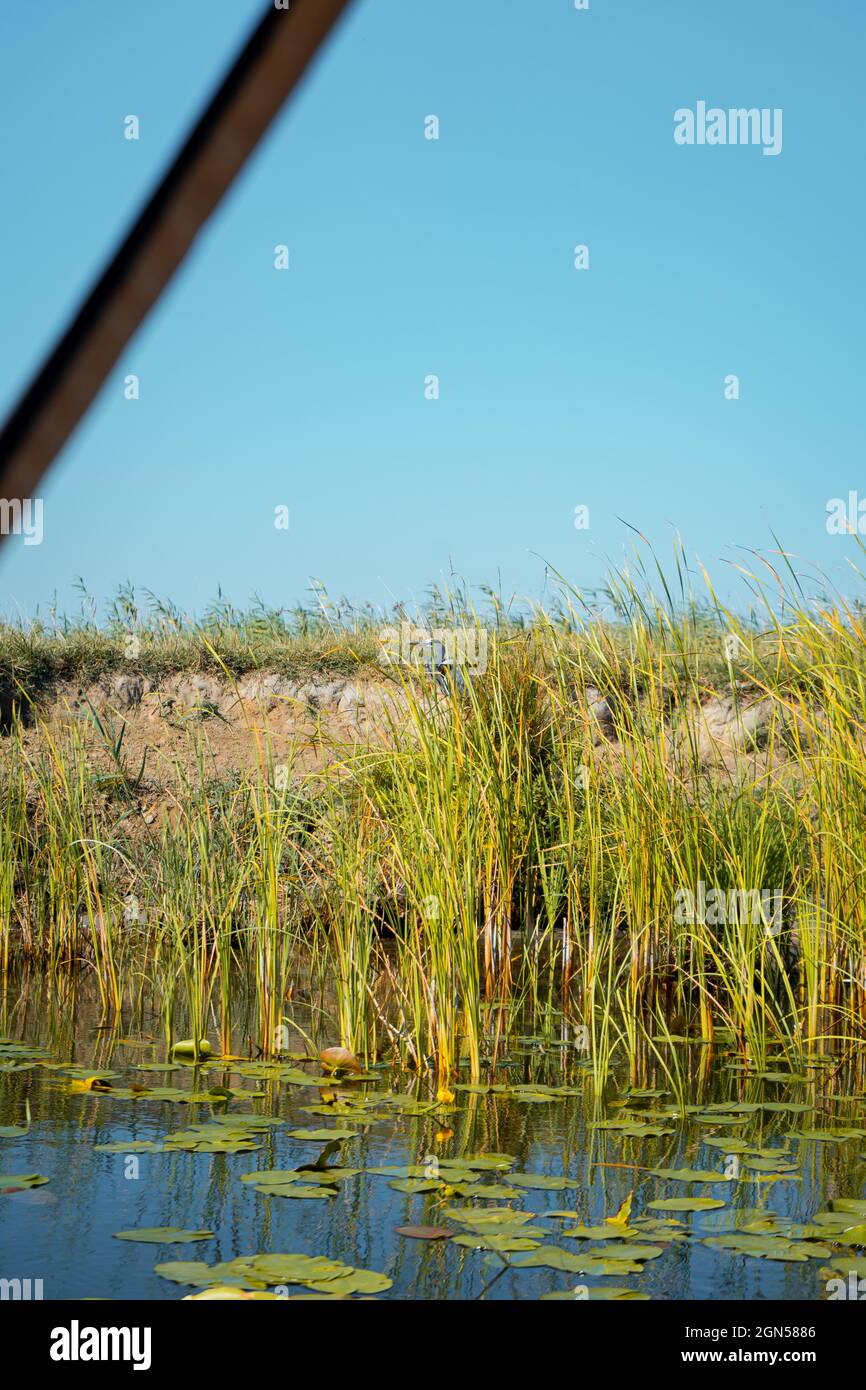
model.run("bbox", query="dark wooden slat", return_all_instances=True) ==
[0,0,356,531]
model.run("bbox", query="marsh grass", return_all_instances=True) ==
[3,553,866,1089]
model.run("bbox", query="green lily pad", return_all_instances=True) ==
[826,1256,866,1277]
[647,1197,727,1212]
[287,1128,360,1142]
[0,1174,49,1192]
[511,1247,648,1275]
[740,1156,800,1172]
[252,1183,338,1199]
[649,1168,733,1183]
[831,1199,866,1217]
[452,1232,542,1252]
[508,1173,579,1191]
[443,1207,536,1227]
[154,1261,222,1287]
[440,1154,514,1171]
[791,1129,862,1143]
[94,1140,163,1153]
[394,1226,454,1240]
[561,1225,641,1240]
[540,1287,650,1301]
[448,1183,524,1200]
[114,1228,214,1243]
[387,1179,443,1194]
[304,1271,392,1296]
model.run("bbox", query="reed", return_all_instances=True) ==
[3,551,866,1087]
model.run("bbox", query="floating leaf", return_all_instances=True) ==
[703,1233,831,1261]
[440,1154,514,1172]
[740,1157,799,1173]
[831,1199,866,1217]
[448,1183,523,1200]
[94,1141,163,1154]
[0,1173,49,1193]
[394,1226,454,1241]
[156,1250,388,1295]
[0,1100,31,1139]
[252,1183,337,1199]
[154,1261,221,1287]
[649,1168,733,1183]
[114,1228,214,1244]
[443,1207,536,1227]
[304,1270,392,1295]
[510,1247,593,1273]
[826,1256,866,1277]
[540,1287,650,1301]
[182,1287,285,1301]
[511,1247,649,1275]
[288,1128,360,1142]
[452,1232,542,1252]
[791,1129,863,1143]
[562,1225,640,1240]
[647,1197,727,1212]
[508,1173,579,1191]
[833,1224,866,1247]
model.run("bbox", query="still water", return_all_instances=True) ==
[1,982,864,1300]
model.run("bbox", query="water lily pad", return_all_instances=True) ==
[511,1247,648,1275]
[561,1225,641,1240]
[826,1256,866,1277]
[182,1286,286,1300]
[114,1228,214,1243]
[740,1157,799,1173]
[452,1232,542,1252]
[647,1197,726,1212]
[252,1183,338,1199]
[440,1154,514,1171]
[94,1140,163,1153]
[443,1207,536,1227]
[702,1233,830,1261]
[831,1199,866,1217]
[540,1287,650,1301]
[387,1178,445,1194]
[394,1226,454,1240]
[448,1183,523,1200]
[156,1250,389,1295]
[508,1173,579,1191]
[649,1167,733,1183]
[288,1128,360,1142]
[791,1129,862,1143]
[0,1173,49,1192]
[154,1261,222,1287]
[594,1244,664,1261]
[510,1247,592,1273]
[304,1270,391,1295]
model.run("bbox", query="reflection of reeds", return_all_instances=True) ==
[3,550,866,1087]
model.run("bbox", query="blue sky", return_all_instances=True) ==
[1,0,864,622]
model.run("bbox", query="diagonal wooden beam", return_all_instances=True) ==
[0,0,356,537]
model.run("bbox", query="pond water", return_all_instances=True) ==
[1,983,864,1301]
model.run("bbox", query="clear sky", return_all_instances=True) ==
[1,0,864,622]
